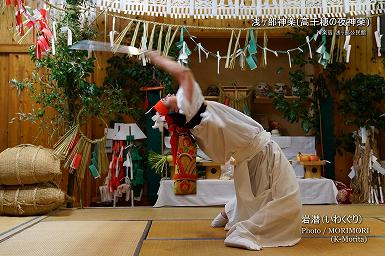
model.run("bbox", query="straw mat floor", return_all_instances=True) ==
[0,221,147,256]
[0,216,34,235]
[140,238,385,256]
[44,207,221,221]
[0,205,384,256]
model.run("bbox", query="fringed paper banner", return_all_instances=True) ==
[97,0,385,19]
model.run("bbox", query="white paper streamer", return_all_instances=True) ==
[306,36,313,59]
[197,43,202,63]
[263,47,267,65]
[216,51,222,74]
[51,38,56,55]
[140,22,148,66]
[374,16,383,57]
[287,50,292,68]
[151,113,167,132]
[60,26,73,46]
[52,21,57,40]
[109,30,118,47]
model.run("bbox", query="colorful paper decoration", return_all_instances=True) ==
[176,27,191,65]
[5,0,53,58]
[316,29,331,68]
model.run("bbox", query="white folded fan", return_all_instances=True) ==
[70,40,145,55]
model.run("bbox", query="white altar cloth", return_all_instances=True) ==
[154,178,338,207]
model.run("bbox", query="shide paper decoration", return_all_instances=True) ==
[5,0,54,58]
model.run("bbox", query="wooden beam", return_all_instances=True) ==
[0,44,30,53]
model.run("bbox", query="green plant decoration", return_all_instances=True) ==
[9,1,129,139]
[267,27,325,135]
[148,151,170,178]
[267,70,320,134]
[337,73,385,129]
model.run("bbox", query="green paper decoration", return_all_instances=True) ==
[89,145,100,179]
[246,29,258,70]
[316,30,330,69]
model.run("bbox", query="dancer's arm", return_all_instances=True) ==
[146,51,194,103]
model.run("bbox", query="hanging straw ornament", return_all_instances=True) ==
[112,20,134,53]
[130,21,141,48]
[53,109,109,179]
[157,25,164,52]
[148,24,156,51]
[229,30,242,69]
[225,30,234,68]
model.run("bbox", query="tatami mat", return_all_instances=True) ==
[45,207,222,221]
[0,221,147,256]
[45,204,385,222]
[139,238,385,256]
[0,216,34,235]
[1,205,384,256]
[148,220,226,239]
[146,218,385,240]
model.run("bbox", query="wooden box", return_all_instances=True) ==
[301,160,325,179]
[200,161,222,179]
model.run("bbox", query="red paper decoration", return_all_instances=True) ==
[6,0,53,59]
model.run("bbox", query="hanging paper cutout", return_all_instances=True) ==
[176,27,191,65]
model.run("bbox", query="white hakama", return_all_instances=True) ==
[174,82,302,250]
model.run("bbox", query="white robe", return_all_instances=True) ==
[176,82,302,248]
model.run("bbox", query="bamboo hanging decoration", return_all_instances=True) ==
[163,27,178,56]
[241,29,249,70]
[162,26,172,56]
[148,24,156,51]
[225,30,234,68]
[130,21,141,47]
[157,25,164,52]
[112,20,134,53]
[229,30,242,69]
[262,31,268,67]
